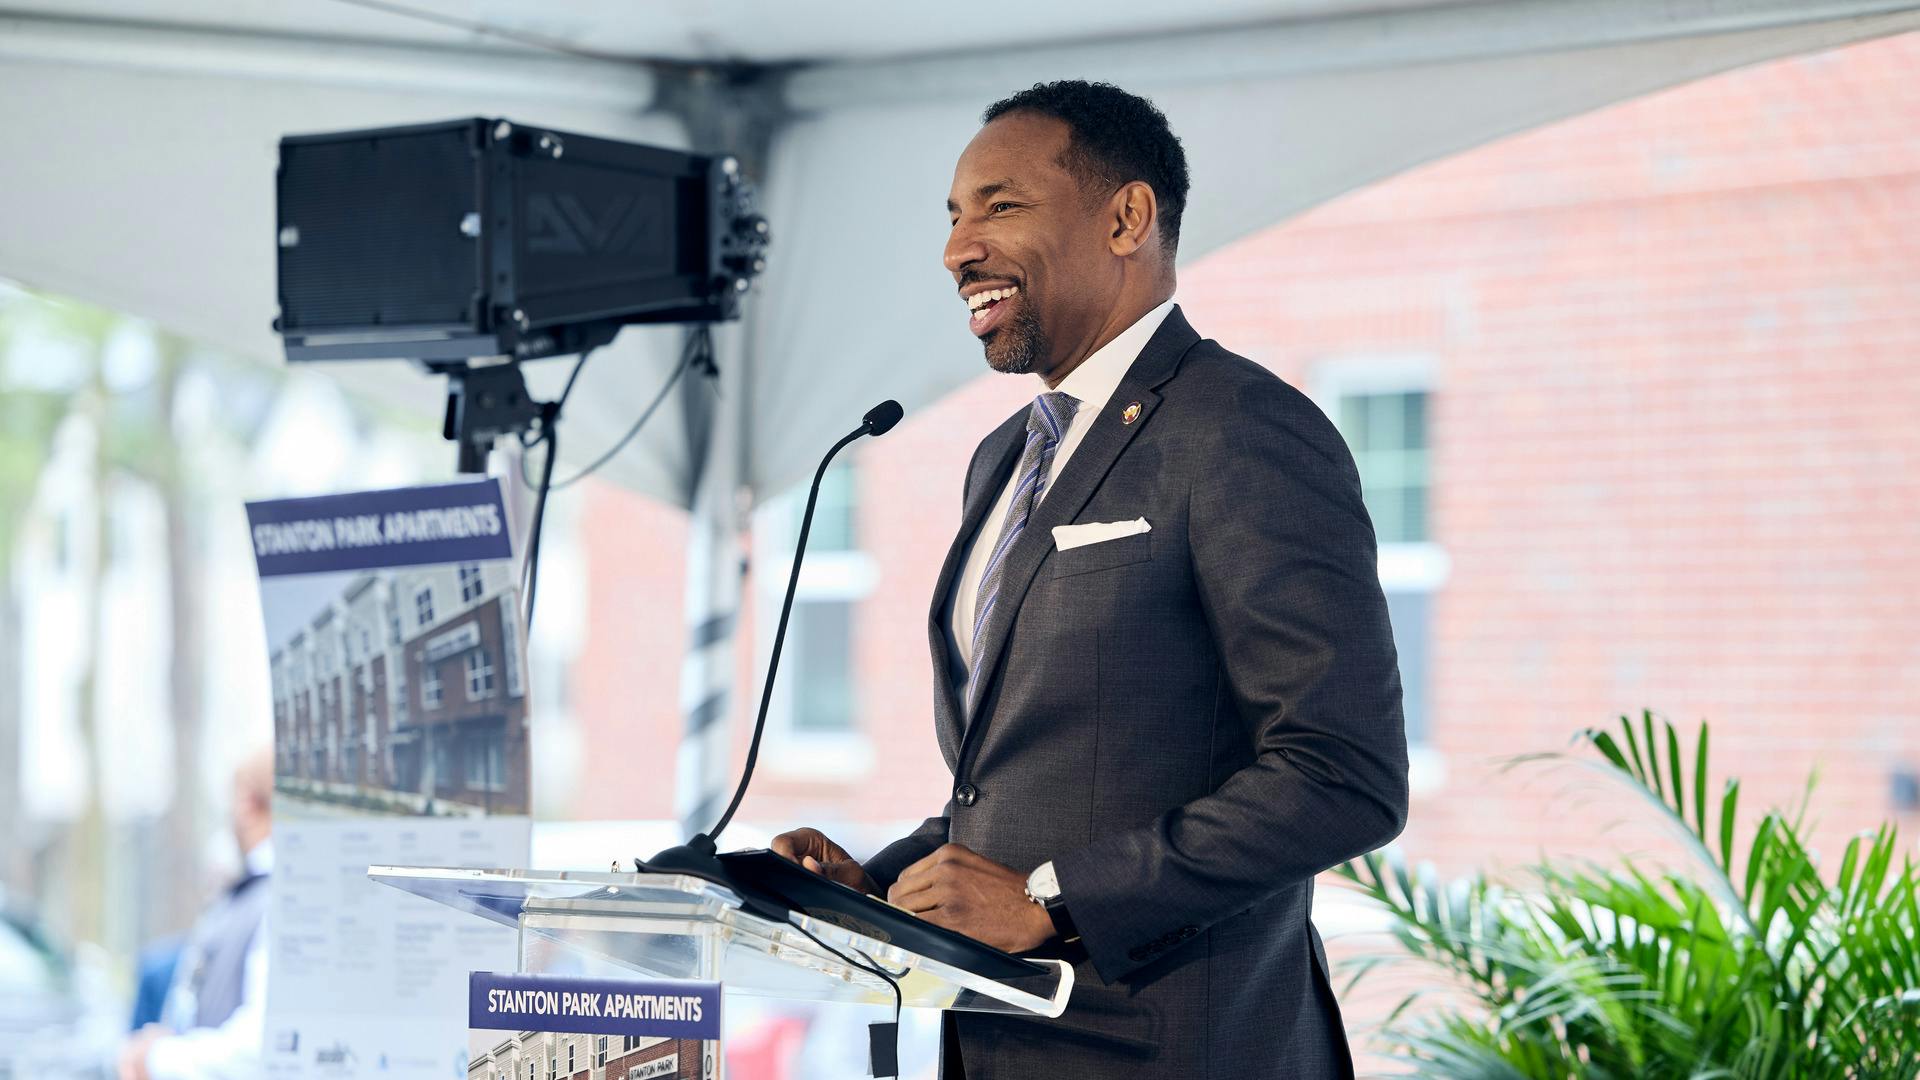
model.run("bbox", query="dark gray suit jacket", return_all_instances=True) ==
[865,307,1410,1079]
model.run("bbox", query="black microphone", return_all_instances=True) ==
[863,399,903,436]
[641,400,904,883]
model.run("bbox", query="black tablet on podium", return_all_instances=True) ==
[713,849,1048,982]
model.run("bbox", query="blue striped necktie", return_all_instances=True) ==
[968,390,1079,714]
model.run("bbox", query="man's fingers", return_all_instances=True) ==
[889,864,941,904]
[896,842,975,889]
[770,829,812,860]
[817,859,871,891]
[772,827,855,866]
[895,880,947,914]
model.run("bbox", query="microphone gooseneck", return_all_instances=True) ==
[640,400,904,881]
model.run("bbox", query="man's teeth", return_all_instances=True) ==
[967,286,1019,312]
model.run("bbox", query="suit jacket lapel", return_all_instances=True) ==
[956,306,1202,771]
[926,410,1026,768]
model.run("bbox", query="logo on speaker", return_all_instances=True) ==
[527,193,659,257]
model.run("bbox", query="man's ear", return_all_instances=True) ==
[1107,181,1158,258]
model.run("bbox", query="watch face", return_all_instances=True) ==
[1027,862,1061,901]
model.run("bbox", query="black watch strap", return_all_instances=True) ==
[1043,894,1080,943]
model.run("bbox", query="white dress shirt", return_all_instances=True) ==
[147,841,272,1080]
[946,297,1176,675]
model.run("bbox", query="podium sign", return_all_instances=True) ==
[468,972,720,1080]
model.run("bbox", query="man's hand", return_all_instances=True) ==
[118,1025,162,1080]
[888,843,1054,953]
[770,827,880,895]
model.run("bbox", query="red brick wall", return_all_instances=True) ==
[1179,30,1920,877]
[564,483,691,821]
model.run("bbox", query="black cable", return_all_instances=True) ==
[555,345,597,409]
[512,329,702,638]
[516,346,589,599]
[550,328,702,490]
[517,347,596,489]
[520,408,559,635]
[789,921,902,1006]
[789,921,903,1073]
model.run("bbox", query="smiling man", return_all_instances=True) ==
[773,81,1409,1079]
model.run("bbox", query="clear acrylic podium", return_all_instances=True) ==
[371,865,1073,1020]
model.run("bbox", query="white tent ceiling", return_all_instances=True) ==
[2,0,1474,61]
[3,0,1919,508]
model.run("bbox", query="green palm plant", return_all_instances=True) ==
[1338,711,1920,1078]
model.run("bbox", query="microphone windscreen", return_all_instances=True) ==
[863,400,904,436]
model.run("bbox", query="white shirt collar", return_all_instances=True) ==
[1049,296,1177,414]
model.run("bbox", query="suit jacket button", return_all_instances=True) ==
[955,783,979,807]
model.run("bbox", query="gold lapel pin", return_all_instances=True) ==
[1121,401,1143,425]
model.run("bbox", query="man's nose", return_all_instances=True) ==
[944,222,987,276]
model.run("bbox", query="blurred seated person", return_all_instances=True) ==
[128,937,182,1030]
[118,750,272,1080]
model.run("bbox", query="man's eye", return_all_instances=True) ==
[991,202,1017,214]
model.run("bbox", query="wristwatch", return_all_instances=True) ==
[1024,861,1080,943]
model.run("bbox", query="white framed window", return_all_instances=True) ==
[752,461,877,777]
[422,664,443,711]
[465,649,495,699]
[459,563,485,604]
[416,586,435,628]
[595,1038,606,1068]
[1312,355,1445,785]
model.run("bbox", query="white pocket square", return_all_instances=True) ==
[1052,518,1151,551]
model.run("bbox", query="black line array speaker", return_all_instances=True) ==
[275,118,767,366]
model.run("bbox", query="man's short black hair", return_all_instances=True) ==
[982,80,1190,259]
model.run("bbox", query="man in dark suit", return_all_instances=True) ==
[774,80,1408,1079]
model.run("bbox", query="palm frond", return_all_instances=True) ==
[1337,716,1920,1079]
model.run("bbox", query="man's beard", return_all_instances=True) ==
[982,300,1049,375]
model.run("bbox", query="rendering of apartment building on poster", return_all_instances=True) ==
[269,559,529,816]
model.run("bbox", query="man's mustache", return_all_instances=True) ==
[956,270,1023,293]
